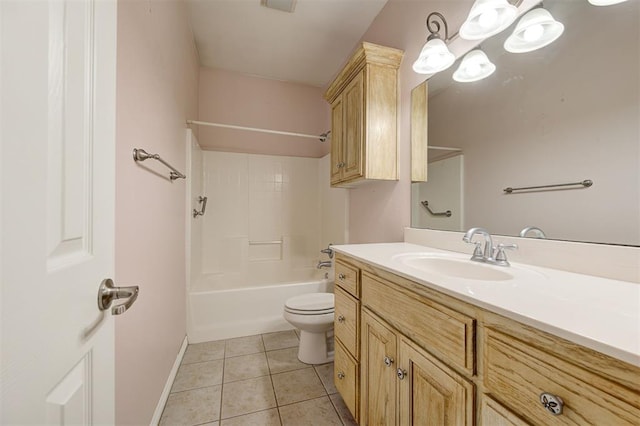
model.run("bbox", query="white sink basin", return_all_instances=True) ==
[402,256,513,281]
[392,253,545,282]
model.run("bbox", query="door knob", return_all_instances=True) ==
[97,278,139,315]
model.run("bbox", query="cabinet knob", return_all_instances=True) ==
[338,273,346,280]
[397,368,407,380]
[384,356,394,367]
[337,315,345,323]
[540,392,564,416]
[337,371,345,380]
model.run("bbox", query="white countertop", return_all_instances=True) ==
[333,242,640,367]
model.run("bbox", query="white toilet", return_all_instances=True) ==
[283,293,335,364]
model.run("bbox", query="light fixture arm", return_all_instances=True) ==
[426,12,450,41]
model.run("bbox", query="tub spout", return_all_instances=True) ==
[317,260,332,269]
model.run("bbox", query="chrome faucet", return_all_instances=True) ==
[462,227,495,262]
[519,226,547,239]
[462,227,518,266]
[317,260,332,269]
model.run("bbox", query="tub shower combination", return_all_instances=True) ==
[185,130,344,344]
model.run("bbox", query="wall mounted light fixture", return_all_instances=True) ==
[412,12,456,75]
[459,0,518,40]
[504,7,564,53]
[453,50,496,82]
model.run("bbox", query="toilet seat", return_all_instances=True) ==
[284,293,334,315]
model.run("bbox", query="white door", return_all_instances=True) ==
[1,0,120,424]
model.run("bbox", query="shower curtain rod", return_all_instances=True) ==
[186,120,331,142]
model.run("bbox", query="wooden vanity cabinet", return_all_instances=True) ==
[332,253,640,426]
[334,257,361,422]
[360,272,474,426]
[324,42,403,187]
[361,309,397,425]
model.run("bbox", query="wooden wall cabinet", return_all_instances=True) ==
[324,42,403,187]
[333,253,640,425]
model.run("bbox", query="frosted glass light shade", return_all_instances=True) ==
[453,50,496,82]
[588,0,628,5]
[504,8,564,53]
[412,38,456,74]
[459,0,518,40]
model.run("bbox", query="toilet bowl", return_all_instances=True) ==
[283,293,335,364]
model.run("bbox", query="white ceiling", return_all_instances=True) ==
[186,0,389,87]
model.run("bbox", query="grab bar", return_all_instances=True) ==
[133,148,186,181]
[249,239,283,245]
[193,196,208,218]
[421,200,452,217]
[504,179,592,194]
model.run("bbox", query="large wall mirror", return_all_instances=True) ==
[411,0,639,246]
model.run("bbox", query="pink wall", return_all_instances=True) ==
[342,0,473,243]
[115,0,199,424]
[198,67,330,158]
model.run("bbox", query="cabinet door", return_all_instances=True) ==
[361,309,397,426]
[398,337,474,426]
[342,71,364,181]
[481,395,531,426]
[330,96,343,184]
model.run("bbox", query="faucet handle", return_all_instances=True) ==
[465,240,484,261]
[320,244,334,259]
[494,243,518,266]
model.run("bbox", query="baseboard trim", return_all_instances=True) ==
[150,335,188,425]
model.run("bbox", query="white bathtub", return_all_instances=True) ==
[187,271,332,343]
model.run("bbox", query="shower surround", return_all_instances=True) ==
[185,130,348,342]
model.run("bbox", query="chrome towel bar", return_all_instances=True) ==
[133,148,186,181]
[504,179,593,194]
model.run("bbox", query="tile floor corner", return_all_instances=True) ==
[160,330,357,426]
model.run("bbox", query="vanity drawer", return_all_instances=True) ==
[335,260,359,297]
[361,272,475,375]
[335,285,359,358]
[485,329,640,425]
[335,339,359,422]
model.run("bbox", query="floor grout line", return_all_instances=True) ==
[161,331,349,426]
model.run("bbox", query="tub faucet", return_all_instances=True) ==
[462,227,495,262]
[317,260,332,269]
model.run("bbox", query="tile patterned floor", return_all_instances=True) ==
[160,330,358,426]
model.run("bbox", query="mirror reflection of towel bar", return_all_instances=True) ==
[504,179,593,194]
